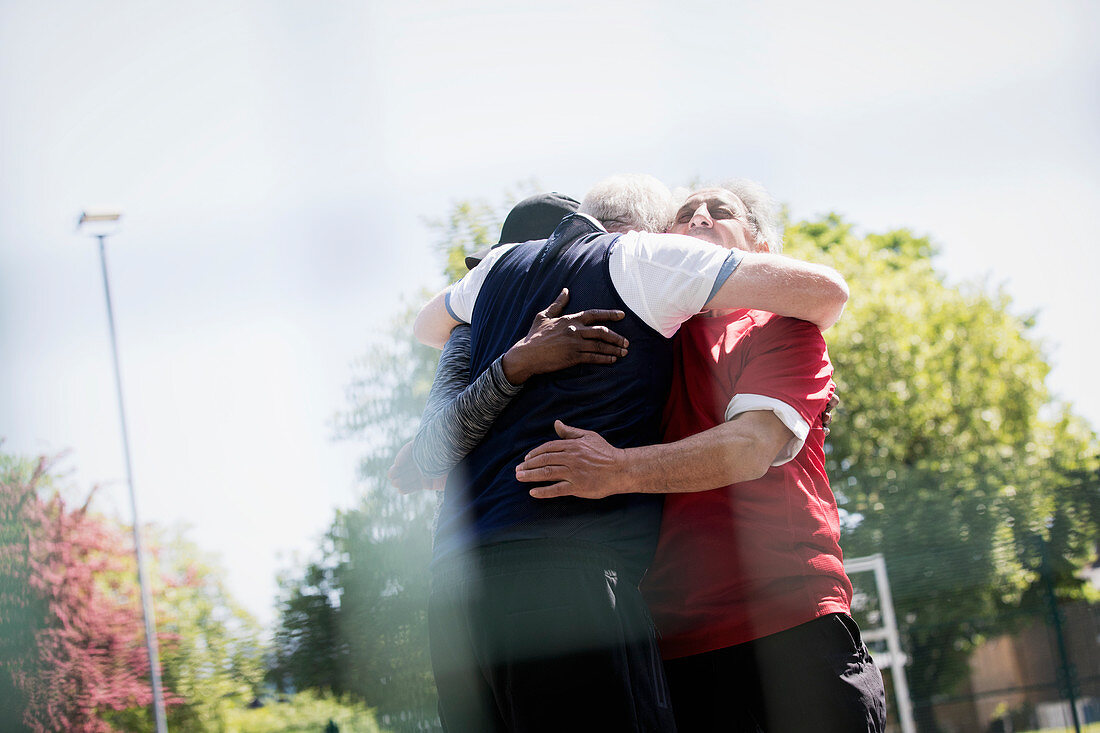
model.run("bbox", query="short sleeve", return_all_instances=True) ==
[445,243,520,323]
[724,394,810,466]
[724,316,834,465]
[609,231,742,337]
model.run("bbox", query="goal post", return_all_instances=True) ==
[845,553,916,733]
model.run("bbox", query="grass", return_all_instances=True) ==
[1018,724,1100,733]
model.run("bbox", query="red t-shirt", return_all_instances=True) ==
[641,310,853,659]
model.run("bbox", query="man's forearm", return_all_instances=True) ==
[620,416,782,494]
[706,253,849,330]
[413,326,521,476]
[414,356,521,476]
[518,411,793,499]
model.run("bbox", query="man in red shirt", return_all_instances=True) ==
[517,182,887,732]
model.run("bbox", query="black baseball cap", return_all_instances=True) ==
[464,192,580,270]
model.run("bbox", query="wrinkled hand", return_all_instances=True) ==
[821,390,840,437]
[387,440,446,494]
[515,420,627,499]
[501,289,629,384]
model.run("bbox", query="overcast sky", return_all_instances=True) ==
[2,0,1097,626]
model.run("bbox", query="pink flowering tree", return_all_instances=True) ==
[0,455,174,732]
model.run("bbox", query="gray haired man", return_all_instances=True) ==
[409,175,851,732]
[517,181,887,732]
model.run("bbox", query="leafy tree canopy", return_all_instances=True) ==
[2,453,275,733]
[784,215,1100,723]
[275,196,1099,733]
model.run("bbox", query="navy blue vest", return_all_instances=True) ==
[432,215,674,576]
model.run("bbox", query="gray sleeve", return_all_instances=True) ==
[412,324,523,477]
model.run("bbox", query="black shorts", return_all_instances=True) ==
[429,539,676,733]
[663,613,886,733]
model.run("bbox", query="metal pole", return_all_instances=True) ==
[871,555,916,733]
[96,234,169,733]
[847,554,917,733]
[1037,535,1081,733]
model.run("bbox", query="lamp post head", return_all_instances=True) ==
[77,209,123,238]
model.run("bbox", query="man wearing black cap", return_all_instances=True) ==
[464,192,584,269]
[389,191,632,492]
[411,175,848,732]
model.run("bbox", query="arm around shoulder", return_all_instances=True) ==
[413,289,462,349]
[706,253,849,330]
[517,412,793,499]
[620,411,794,494]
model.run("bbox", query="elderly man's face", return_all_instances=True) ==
[670,188,762,252]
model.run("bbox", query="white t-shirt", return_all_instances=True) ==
[725,393,810,466]
[445,216,742,338]
[447,218,809,463]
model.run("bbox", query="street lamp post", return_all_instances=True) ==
[77,211,168,733]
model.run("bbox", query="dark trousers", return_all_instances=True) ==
[429,539,676,733]
[663,613,886,733]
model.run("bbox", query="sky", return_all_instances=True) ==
[2,0,1098,627]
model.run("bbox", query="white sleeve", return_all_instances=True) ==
[445,243,520,323]
[724,394,811,466]
[608,231,742,337]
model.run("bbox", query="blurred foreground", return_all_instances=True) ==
[3,203,1098,732]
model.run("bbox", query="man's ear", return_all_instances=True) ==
[751,236,772,254]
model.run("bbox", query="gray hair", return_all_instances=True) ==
[579,174,673,234]
[675,178,783,253]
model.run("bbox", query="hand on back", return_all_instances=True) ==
[501,288,629,384]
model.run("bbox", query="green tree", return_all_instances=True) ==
[276,196,1100,733]
[105,526,269,732]
[0,454,51,733]
[784,215,1100,731]
[269,309,443,731]
[331,196,520,731]
[271,195,510,732]
[270,557,346,696]
[0,455,160,732]
[220,690,384,733]
[2,452,274,733]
